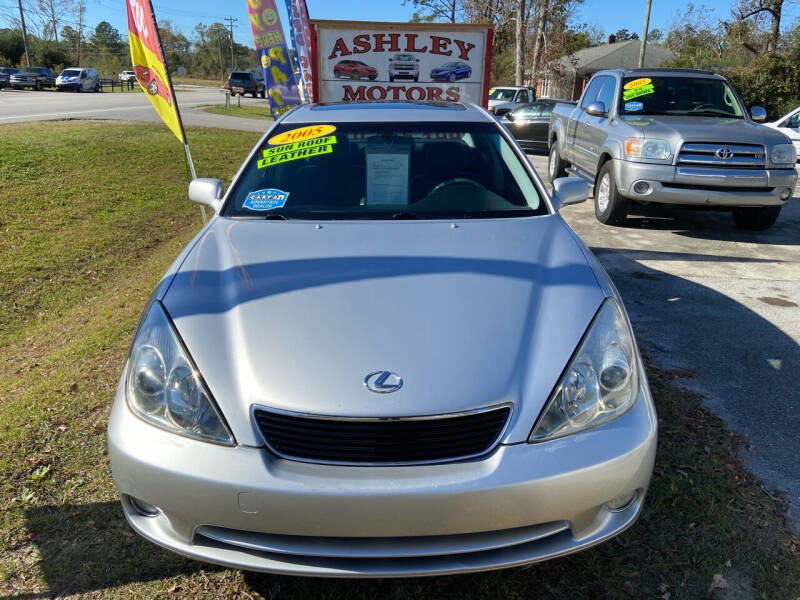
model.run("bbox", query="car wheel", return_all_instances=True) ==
[594,162,629,225]
[548,144,568,183]
[334,70,340,79]
[251,90,257,98]
[413,75,418,82]
[369,75,376,80]
[389,75,394,82]
[260,88,265,99]
[351,70,360,80]
[731,206,782,230]
[449,73,456,82]
[148,79,158,95]
[35,80,42,91]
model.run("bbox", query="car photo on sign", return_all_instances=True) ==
[333,60,378,80]
[430,61,472,81]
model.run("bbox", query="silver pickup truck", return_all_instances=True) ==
[549,68,797,230]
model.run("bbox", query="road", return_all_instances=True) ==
[529,153,800,527]
[0,86,270,132]
[2,89,798,525]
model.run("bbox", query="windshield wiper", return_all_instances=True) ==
[391,212,417,220]
[263,213,290,220]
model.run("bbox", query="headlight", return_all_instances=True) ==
[529,298,639,442]
[771,144,796,166]
[126,301,234,445]
[624,137,671,161]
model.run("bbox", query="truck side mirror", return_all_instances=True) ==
[750,106,766,122]
[586,101,607,117]
[551,178,588,211]
[189,178,224,212]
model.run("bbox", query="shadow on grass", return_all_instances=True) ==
[22,501,215,598]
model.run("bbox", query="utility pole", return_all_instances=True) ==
[638,0,652,67]
[17,0,31,66]
[224,16,238,71]
[76,0,86,65]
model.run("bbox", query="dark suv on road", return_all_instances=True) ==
[0,67,18,89]
[10,67,56,90]
[333,60,378,80]
[224,71,265,98]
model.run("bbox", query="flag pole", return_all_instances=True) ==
[145,0,207,224]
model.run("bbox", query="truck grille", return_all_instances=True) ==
[677,142,765,169]
[253,405,511,465]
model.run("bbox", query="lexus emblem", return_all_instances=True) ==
[715,147,734,159]
[364,371,403,393]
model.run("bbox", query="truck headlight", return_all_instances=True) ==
[529,298,639,442]
[126,301,235,445]
[771,144,796,167]
[625,137,671,161]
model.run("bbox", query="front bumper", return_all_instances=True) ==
[108,371,657,577]
[56,82,81,90]
[615,160,797,206]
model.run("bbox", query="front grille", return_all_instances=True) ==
[677,142,765,169]
[254,405,511,465]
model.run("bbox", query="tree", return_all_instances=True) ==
[613,28,640,41]
[404,0,461,22]
[0,28,26,65]
[736,0,786,53]
[89,21,121,51]
[35,0,73,42]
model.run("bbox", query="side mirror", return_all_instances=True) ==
[586,101,607,117]
[188,178,224,212]
[750,106,766,122]
[551,177,588,211]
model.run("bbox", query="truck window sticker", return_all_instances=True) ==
[622,84,655,102]
[623,78,651,90]
[625,101,644,112]
[242,189,290,210]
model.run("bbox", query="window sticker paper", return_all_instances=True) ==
[243,189,290,211]
[268,124,336,146]
[622,84,655,101]
[623,78,651,90]
[625,101,644,112]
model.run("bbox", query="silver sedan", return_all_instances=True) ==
[108,101,657,577]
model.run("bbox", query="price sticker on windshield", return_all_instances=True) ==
[623,78,651,90]
[268,124,336,146]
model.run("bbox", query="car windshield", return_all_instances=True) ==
[231,71,250,79]
[224,121,545,220]
[619,76,746,118]
[394,54,413,61]
[18,67,43,74]
[442,62,461,67]
[489,88,516,101]
[61,69,81,77]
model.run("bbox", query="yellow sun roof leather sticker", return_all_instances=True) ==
[257,135,338,169]
[268,124,336,146]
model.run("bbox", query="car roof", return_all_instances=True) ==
[598,67,724,80]
[281,102,495,124]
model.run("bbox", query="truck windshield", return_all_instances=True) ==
[489,88,516,101]
[224,121,545,219]
[619,76,745,118]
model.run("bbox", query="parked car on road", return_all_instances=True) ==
[488,86,535,116]
[56,67,100,92]
[502,99,570,152]
[9,67,56,90]
[430,61,472,82]
[109,101,656,578]
[224,70,266,98]
[549,68,797,230]
[764,105,800,160]
[0,66,18,89]
[388,53,419,82]
[333,59,378,80]
[119,70,137,82]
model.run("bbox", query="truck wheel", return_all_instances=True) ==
[35,80,42,91]
[548,144,567,183]
[594,162,629,225]
[731,206,781,231]
[260,88,265,99]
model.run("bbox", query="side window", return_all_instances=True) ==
[519,105,541,118]
[595,77,616,112]
[580,77,604,109]
[785,113,800,128]
[539,104,554,117]
[517,90,529,103]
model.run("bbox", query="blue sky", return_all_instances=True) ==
[4,0,799,46]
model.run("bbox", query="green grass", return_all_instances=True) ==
[202,103,274,120]
[1,121,798,598]
[172,76,225,88]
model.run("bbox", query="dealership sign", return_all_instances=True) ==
[310,20,493,106]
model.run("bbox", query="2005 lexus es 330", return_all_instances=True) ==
[108,101,657,577]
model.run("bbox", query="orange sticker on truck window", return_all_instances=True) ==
[268,124,336,146]
[623,78,652,90]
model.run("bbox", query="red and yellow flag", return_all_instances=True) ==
[126,0,184,142]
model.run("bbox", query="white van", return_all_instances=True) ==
[56,67,100,92]
[765,105,800,160]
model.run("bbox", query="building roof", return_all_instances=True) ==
[556,40,675,75]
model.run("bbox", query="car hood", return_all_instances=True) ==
[161,217,605,445]
[619,114,791,145]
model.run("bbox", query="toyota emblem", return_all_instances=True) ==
[715,147,734,159]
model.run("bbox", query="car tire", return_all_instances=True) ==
[389,75,394,82]
[260,88,265,99]
[35,80,42,91]
[148,79,158,95]
[594,162,629,225]
[548,144,568,183]
[334,70,340,79]
[731,206,782,230]
[251,90,257,98]
[351,71,359,80]
[369,75,376,80]
[449,73,456,82]
[414,75,418,82]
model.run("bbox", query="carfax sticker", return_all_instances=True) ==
[622,84,655,101]
[625,101,644,112]
[242,189,290,211]
[623,78,651,90]
[268,124,336,146]
[257,135,338,168]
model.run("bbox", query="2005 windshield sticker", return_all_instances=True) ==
[243,189,290,211]
[622,78,654,101]
[257,125,338,169]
